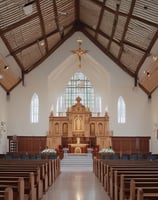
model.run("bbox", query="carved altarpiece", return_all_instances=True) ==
[47,97,111,150]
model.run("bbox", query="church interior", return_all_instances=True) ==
[0,0,158,199]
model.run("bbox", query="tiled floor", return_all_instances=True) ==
[42,170,110,200]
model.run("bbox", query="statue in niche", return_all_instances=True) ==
[90,123,95,136]
[75,116,82,130]
[55,123,59,134]
[98,123,103,136]
[63,123,68,136]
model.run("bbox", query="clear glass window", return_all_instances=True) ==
[118,96,126,123]
[31,93,39,123]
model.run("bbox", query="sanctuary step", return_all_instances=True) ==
[60,153,93,171]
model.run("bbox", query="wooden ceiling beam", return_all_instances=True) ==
[10,21,74,56]
[53,0,63,38]
[82,29,135,78]
[24,28,75,73]
[88,1,158,28]
[6,29,58,56]
[1,34,24,72]
[95,0,107,39]
[75,0,80,19]
[107,1,120,51]
[36,0,49,53]
[136,31,158,75]
[0,13,38,34]
[122,40,146,52]
[118,0,137,60]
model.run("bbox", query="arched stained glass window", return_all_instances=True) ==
[56,71,99,115]
[117,96,126,123]
[31,93,39,123]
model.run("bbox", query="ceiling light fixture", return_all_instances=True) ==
[71,38,88,68]
[4,65,9,70]
[23,0,35,15]
[144,70,151,78]
[153,56,158,62]
[39,41,45,46]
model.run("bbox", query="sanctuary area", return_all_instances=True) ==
[47,96,112,153]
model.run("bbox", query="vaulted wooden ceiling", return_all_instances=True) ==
[0,0,158,97]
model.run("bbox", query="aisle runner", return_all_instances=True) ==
[60,153,93,171]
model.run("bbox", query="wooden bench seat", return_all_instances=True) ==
[0,187,13,200]
[100,159,158,190]
[137,187,158,200]
[0,168,43,199]
[0,158,60,200]
[0,157,60,188]
[119,175,158,200]
[0,177,24,200]
[0,161,48,192]
[93,158,158,200]
[112,169,158,200]
[130,179,158,200]
[0,172,36,200]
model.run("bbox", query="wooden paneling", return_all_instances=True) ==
[7,136,150,155]
[7,136,47,154]
[112,136,151,155]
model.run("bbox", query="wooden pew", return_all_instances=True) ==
[93,158,158,200]
[94,159,158,200]
[102,161,158,197]
[119,175,158,200]
[102,160,158,192]
[0,158,56,189]
[0,160,48,192]
[113,169,158,200]
[0,177,24,200]
[130,179,158,200]
[0,172,36,200]
[0,158,60,200]
[0,187,13,200]
[0,169,41,200]
[137,187,158,200]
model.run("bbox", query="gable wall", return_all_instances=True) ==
[0,32,157,153]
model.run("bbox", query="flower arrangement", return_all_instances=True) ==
[99,148,115,154]
[41,148,56,154]
[41,148,57,159]
[99,147,115,159]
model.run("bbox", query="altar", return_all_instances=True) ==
[68,137,88,153]
[46,96,112,150]
[68,143,88,153]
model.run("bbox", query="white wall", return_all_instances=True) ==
[2,31,157,153]
[150,90,158,153]
[0,88,8,153]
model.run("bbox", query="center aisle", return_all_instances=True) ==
[42,171,110,200]
[42,153,110,200]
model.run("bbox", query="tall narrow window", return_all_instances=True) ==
[117,96,126,123]
[31,93,39,123]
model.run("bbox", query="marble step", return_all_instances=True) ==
[61,154,93,168]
